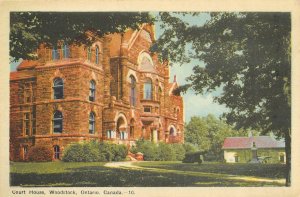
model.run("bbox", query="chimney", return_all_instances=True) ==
[173,75,177,83]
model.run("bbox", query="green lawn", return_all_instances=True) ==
[135,161,285,179]
[10,161,285,187]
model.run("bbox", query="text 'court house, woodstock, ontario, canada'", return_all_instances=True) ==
[10,24,184,161]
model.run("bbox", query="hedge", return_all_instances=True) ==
[62,141,128,162]
[131,140,187,161]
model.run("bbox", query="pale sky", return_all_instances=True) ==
[10,12,229,122]
[154,13,229,122]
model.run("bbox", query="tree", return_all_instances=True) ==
[156,12,291,186]
[185,114,245,161]
[10,12,154,61]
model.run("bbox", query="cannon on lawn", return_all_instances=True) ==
[182,151,206,164]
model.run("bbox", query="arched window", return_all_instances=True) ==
[89,80,96,102]
[130,75,136,106]
[54,145,60,159]
[53,78,64,99]
[62,43,69,58]
[95,46,99,64]
[144,78,152,100]
[53,111,63,133]
[89,112,95,134]
[169,126,176,136]
[87,47,92,61]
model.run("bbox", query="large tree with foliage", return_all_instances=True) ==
[156,12,291,185]
[10,12,154,61]
[185,114,245,161]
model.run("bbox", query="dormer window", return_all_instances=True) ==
[95,46,99,64]
[52,46,59,60]
[62,43,69,58]
[87,47,92,61]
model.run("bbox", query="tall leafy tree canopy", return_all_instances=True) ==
[156,12,291,185]
[10,12,154,61]
[156,12,290,135]
[185,114,245,160]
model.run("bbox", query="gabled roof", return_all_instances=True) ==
[17,60,39,71]
[222,136,285,149]
[10,70,35,81]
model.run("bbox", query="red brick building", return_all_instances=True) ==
[9,24,184,161]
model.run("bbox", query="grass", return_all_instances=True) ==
[10,161,286,187]
[135,161,285,179]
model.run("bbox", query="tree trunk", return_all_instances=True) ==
[285,129,291,186]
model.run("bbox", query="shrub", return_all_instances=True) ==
[63,143,87,162]
[133,140,158,161]
[112,144,128,161]
[157,143,175,161]
[132,140,187,161]
[63,141,128,162]
[27,145,53,162]
[183,143,198,154]
[171,143,186,161]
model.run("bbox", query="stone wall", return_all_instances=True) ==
[10,25,185,161]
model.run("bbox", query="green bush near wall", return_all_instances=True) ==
[131,140,188,161]
[62,141,128,162]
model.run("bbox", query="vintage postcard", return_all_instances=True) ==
[1,0,300,197]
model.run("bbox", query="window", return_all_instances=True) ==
[119,132,127,140]
[53,111,63,133]
[107,130,112,138]
[87,47,92,61]
[234,154,239,163]
[130,76,136,106]
[169,127,176,136]
[23,146,28,160]
[89,112,95,134]
[52,46,60,60]
[95,46,99,64]
[107,130,116,139]
[62,43,69,58]
[144,78,152,100]
[54,145,60,159]
[53,78,64,99]
[32,107,36,135]
[24,83,31,103]
[89,80,96,101]
[24,113,30,136]
[144,106,151,113]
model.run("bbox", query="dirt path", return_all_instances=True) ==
[104,161,285,184]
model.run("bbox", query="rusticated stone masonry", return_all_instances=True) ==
[10,24,184,161]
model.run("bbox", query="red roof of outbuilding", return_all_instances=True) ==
[222,136,285,149]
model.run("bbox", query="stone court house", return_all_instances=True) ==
[10,24,184,161]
